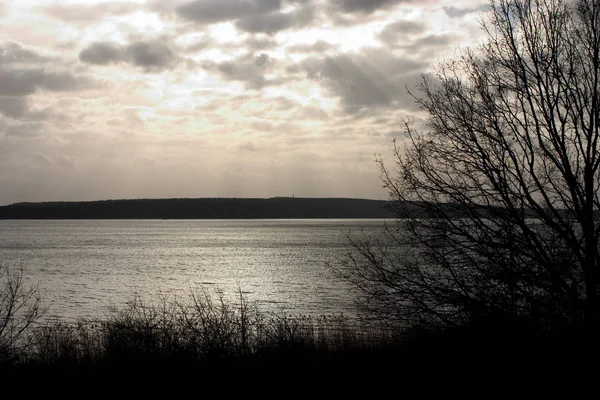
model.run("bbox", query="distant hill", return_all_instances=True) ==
[0,198,397,219]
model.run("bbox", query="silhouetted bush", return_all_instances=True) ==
[0,263,43,364]
[6,286,396,374]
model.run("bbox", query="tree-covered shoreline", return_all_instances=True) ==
[0,198,395,219]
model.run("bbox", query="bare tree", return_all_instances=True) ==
[343,0,600,336]
[0,263,43,363]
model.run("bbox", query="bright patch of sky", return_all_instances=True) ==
[0,0,489,204]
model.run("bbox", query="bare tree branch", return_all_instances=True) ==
[341,0,600,335]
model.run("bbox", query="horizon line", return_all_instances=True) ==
[2,196,390,207]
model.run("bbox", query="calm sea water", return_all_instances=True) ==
[0,219,388,322]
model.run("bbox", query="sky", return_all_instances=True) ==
[0,0,488,205]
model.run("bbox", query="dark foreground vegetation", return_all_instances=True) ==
[0,285,593,390]
[0,289,403,384]
[338,1,600,384]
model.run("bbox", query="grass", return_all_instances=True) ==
[1,287,402,381]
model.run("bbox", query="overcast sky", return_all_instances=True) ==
[0,0,488,205]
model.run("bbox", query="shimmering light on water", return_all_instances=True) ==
[0,219,388,321]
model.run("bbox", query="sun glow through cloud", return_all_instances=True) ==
[0,0,489,204]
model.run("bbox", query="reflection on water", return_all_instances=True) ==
[0,219,388,321]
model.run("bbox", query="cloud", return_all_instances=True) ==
[235,4,314,34]
[125,41,177,71]
[287,40,337,54]
[4,121,48,138]
[0,0,483,205]
[330,0,413,14]
[173,0,314,33]
[0,41,48,64]
[379,20,426,46]
[79,42,124,65]
[181,36,213,53]
[176,0,281,24]
[0,41,94,99]
[299,105,329,120]
[302,47,427,112]
[79,40,178,71]
[57,154,78,169]
[0,97,28,118]
[444,4,489,18]
[403,33,460,54]
[242,36,278,51]
[238,141,259,152]
[31,152,53,167]
[0,41,96,129]
[44,1,140,23]
[0,68,94,96]
[203,52,279,89]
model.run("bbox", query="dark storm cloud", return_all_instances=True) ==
[79,41,178,71]
[78,42,124,65]
[330,0,413,14]
[0,97,27,118]
[235,5,314,34]
[0,68,93,96]
[125,41,177,71]
[176,0,281,24]
[37,71,93,92]
[302,48,427,112]
[0,41,93,122]
[44,2,140,22]
[0,41,48,64]
[203,52,279,89]
[174,0,315,34]
[379,20,426,46]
